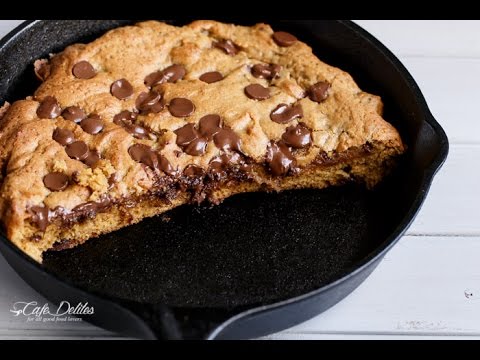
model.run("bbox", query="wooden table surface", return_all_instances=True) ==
[0,20,478,340]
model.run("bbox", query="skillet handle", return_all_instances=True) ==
[123,302,233,339]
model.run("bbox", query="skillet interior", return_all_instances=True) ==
[0,20,446,337]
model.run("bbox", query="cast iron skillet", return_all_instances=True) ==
[0,20,448,339]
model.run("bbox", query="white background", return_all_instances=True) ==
[0,20,479,340]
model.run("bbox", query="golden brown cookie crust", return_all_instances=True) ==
[0,21,404,262]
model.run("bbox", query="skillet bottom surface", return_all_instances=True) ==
[43,184,398,309]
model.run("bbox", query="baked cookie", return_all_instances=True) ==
[0,21,405,262]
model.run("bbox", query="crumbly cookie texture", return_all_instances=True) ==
[0,21,404,262]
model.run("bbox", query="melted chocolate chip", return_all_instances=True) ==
[266,141,296,176]
[129,144,158,169]
[270,103,303,124]
[113,110,137,124]
[80,115,103,135]
[273,31,297,47]
[43,172,69,191]
[53,128,75,146]
[111,79,134,100]
[83,150,100,167]
[144,64,186,88]
[199,114,222,140]
[136,91,164,114]
[158,154,175,176]
[168,98,195,117]
[66,141,89,160]
[37,96,61,119]
[214,127,242,152]
[213,39,239,55]
[308,81,331,103]
[199,71,224,84]
[62,106,86,123]
[185,137,208,156]
[175,123,199,146]
[244,84,270,100]
[72,61,96,79]
[30,205,49,231]
[184,165,205,177]
[282,123,312,149]
[251,64,281,80]
[125,123,149,139]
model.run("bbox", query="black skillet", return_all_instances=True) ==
[0,20,448,339]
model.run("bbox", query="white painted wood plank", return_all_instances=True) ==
[266,235,480,338]
[265,333,480,340]
[0,20,22,40]
[355,20,480,58]
[406,144,480,235]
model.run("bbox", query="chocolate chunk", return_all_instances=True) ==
[199,114,222,140]
[282,123,312,149]
[213,39,239,55]
[62,106,86,123]
[199,71,223,84]
[244,84,270,101]
[128,144,158,169]
[144,64,186,88]
[214,127,242,152]
[66,141,89,160]
[251,64,281,80]
[43,172,69,191]
[53,128,74,146]
[185,137,208,156]
[175,123,199,147]
[113,110,137,124]
[72,61,96,79]
[136,91,164,114]
[168,98,195,117]
[184,165,205,177]
[273,31,297,47]
[80,115,103,135]
[270,103,303,124]
[37,96,61,119]
[30,205,49,231]
[111,79,134,100]
[308,81,330,103]
[83,150,100,167]
[266,141,296,176]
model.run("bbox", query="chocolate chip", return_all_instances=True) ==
[266,141,296,176]
[168,98,195,117]
[66,141,89,160]
[175,123,199,147]
[80,115,103,135]
[128,144,158,169]
[136,91,164,114]
[184,165,205,177]
[30,205,49,231]
[111,79,134,100]
[83,150,100,167]
[125,123,148,139]
[43,172,69,191]
[244,84,270,101]
[158,154,175,176]
[53,128,75,146]
[199,71,223,84]
[113,110,137,125]
[273,31,297,47]
[174,124,206,156]
[251,64,281,80]
[144,64,186,88]
[62,106,86,123]
[270,103,303,124]
[213,39,239,55]
[282,123,312,149]
[308,81,330,103]
[72,61,96,79]
[199,114,222,140]
[214,127,242,152]
[37,96,61,119]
